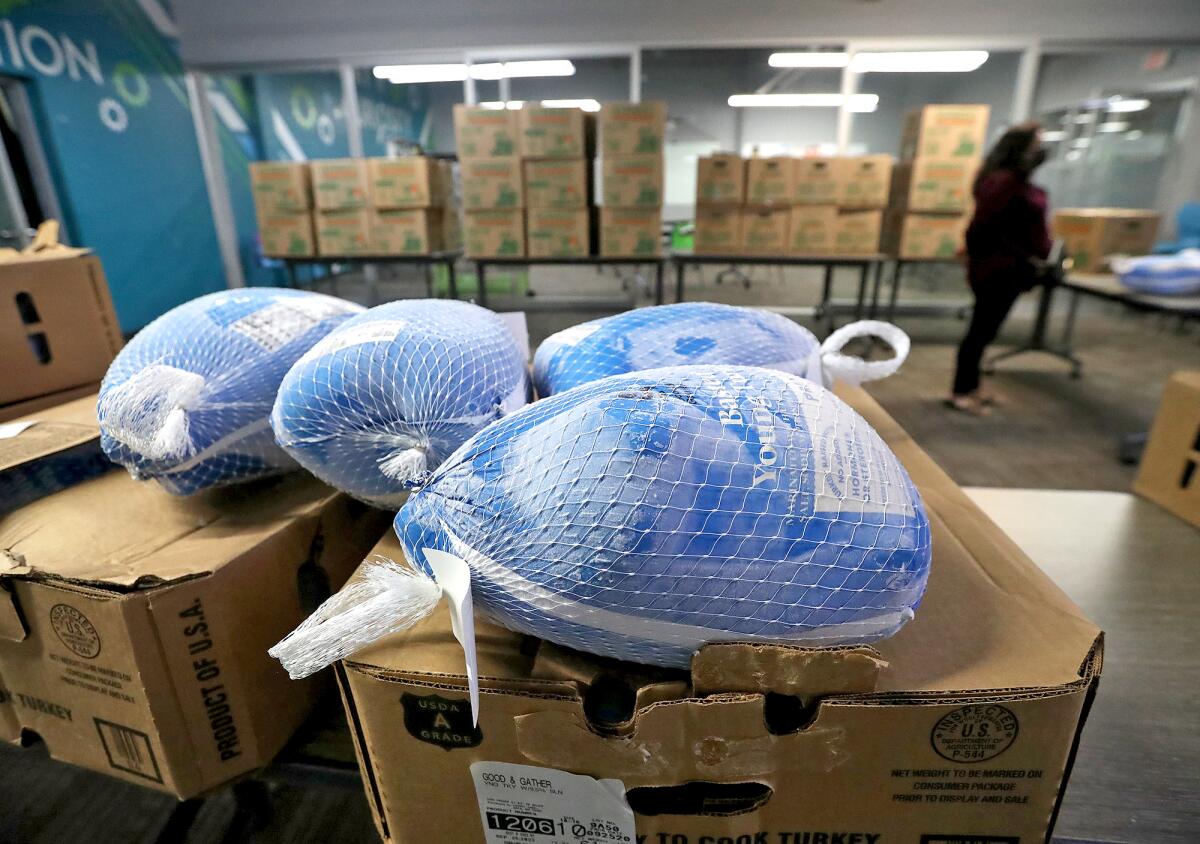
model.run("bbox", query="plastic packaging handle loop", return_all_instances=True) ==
[818,320,911,387]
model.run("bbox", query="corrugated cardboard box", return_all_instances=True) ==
[334,386,1102,844]
[1052,209,1161,273]
[454,105,520,158]
[316,209,373,256]
[0,393,110,514]
[599,207,661,257]
[741,206,791,254]
[461,158,524,210]
[248,162,311,212]
[523,159,589,209]
[745,157,794,206]
[369,157,444,208]
[464,210,525,258]
[0,383,98,424]
[834,209,883,255]
[0,251,122,406]
[598,101,666,157]
[837,155,893,209]
[693,207,743,254]
[310,159,370,211]
[257,211,316,258]
[792,157,839,206]
[371,208,444,255]
[601,155,663,207]
[0,472,389,798]
[788,206,838,255]
[893,157,979,213]
[526,208,590,258]
[696,154,745,206]
[1133,370,1200,528]
[902,104,991,160]
[884,211,969,259]
[518,106,588,158]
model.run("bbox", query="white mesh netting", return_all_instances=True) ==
[532,302,909,397]
[98,288,364,495]
[270,300,530,508]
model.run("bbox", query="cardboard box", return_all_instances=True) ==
[523,159,589,209]
[837,155,893,209]
[526,208,590,258]
[745,157,794,206]
[334,385,1102,844]
[310,159,370,211]
[371,208,445,255]
[893,157,979,213]
[315,209,373,256]
[884,211,969,259]
[461,158,524,210]
[788,206,838,255]
[1134,370,1200,528]
[741,206,791,254]
[518,106,589,158]
[0,383,99,424]
[369,157,445,208]
[257,211,316,258]
[599,207,661,257]
[601,155,663,207]
[902,104,991,160]
[248,162,310,212]
[834,209,884,255]
[0,472,389,797]
[693,207,743,255]
[792,157,840,206]
[695,154,745,206]
[0,251,122,406]
[0,393,110,514]
[597,101,666,156]
[464,210,525,258]
[1052,209,1161,273]
[453,105,520,158]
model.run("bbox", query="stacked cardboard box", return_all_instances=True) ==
[455,106,525,258]
[1052,208,1160,272]
[598,102,666,258]
[309,159,372,256]
[520,106,592,258]
[249,162,316,258]
[369,157,459,255]
[884,105,989,259]
[693,153,893,255]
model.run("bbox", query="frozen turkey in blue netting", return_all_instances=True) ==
[98,288,364,495]
[1113,249,1200,296]
[391,364,932,668]
[270,300,530,508]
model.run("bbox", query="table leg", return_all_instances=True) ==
[887,261,904,323]
[675,260,686,303]
[1060,288,1081,355]
[476,262,488,308]
[447,258,459,300]
[285,262,297,288]
[868,260,885,320]
[854,262,869,321]
[820,264,835,337]
[654,261,664,306]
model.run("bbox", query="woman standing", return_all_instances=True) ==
[949,123,1051,413]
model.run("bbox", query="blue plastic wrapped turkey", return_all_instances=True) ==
[271,365,932,678]
[98,288,363,495]
[533,302,911,396]
[1112,249,1200,296]
[270,300,530,508]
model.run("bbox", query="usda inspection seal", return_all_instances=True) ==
[931,704,1018,762]
[49,604,101,659]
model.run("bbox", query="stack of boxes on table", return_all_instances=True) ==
[597,101,667,257]
[692,151,894,255]
[249,157,459,258]
[520,105,592,258]
[454,106,528,258]
[882,104,990,259]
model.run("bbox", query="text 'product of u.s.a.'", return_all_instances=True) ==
[532,302,911,397]
[271,365,932,698]
[98,288,364,495]
[271,300,530,508]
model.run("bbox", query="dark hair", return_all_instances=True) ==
[974,122,1040,192]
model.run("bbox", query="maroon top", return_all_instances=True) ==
[965,169,1052,290]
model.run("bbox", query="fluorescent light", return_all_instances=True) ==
[850,50,988,73]
[373,63,468,83]
[768,51,849,68]
[1040,130,1067,142]
[1125,129,1145,140]
[1096,121,1130,133]
[1072,113,1096,124]
[1071,137,1092,148]
[470,60,575,80]
[479,101,525,110]
[727,93,879,112]
[541,98,601,112]
[1065,149,1083,162]
[1107,97,1150,113]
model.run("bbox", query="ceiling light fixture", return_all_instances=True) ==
[479,101,526,110]
[727,93,879,112]
[768,51,850,68]
[850,50,988,73]
[1096,121,1130,133]
[373,60,576,84]
[1040,130,1067,142]
[541,98,601,112]
[1107,97,1150,113]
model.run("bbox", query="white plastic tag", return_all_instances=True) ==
[470,761,636,844]
[422,547,479,725]
[0,421,37,439]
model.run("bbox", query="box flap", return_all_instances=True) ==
[0,394,98,473]
[0,472,337,589]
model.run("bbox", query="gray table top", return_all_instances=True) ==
[965,488,1200,844]
[1067,272,1200,314]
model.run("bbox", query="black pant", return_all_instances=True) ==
[953,282,1022,396]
